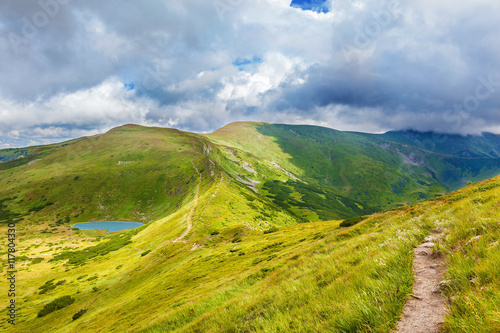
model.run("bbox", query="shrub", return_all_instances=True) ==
[339,216,366,228]
[37,295,75,317]
[39,279,57,295]
[28,201,54,213]
[50,234,132,265]
[72,309,87,321]
[31,257,44,264]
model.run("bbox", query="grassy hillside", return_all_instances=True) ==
[208,122,500,209]
[0,123,375,228]
[0,125,210,225]
[2,122,500,332]
[2,122,499,226]
[3,166,500,332]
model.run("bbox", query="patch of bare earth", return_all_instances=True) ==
[396,234,447,333]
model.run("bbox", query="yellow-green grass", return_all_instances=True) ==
[425,180,500,332]
[5,175,500,332]
[1,183,430,332]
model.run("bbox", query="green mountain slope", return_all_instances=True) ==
[207,122,500,209]
[0,123,377,229]
[0,125,210,225]
[2,121,500,228]
[3,156,500,332]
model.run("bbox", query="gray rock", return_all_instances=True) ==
[466,235,482,246]
[433,280,452,293]
[425,235,439,243]
[421,242,436,248]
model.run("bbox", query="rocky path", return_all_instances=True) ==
[173,162,201,243]
[396,234,447,333]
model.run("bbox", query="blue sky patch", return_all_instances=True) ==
[124,82,135,91]
[290,0,330,13]
[232,56,263,71]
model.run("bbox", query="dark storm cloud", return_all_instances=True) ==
[0,0,499,147]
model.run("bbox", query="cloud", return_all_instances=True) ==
[0,0,499,146]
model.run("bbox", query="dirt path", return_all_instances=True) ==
[173,162,201,243]
[396,234,447,333]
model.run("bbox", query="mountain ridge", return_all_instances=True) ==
[3,121,500,221]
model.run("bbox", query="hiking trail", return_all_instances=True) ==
[173,162,201,243]
[396,233,447,333]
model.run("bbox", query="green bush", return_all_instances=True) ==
[72,309,87,320]
[339,216,366,228]
[31,257,44,264]
[38,279,66,294]
[37,295,75,317]
[28,201,54,213]
[50,234,132,265]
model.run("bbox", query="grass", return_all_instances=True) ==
[422,179,500,332]
[3,186,435,332]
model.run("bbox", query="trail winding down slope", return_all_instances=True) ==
[396,233,447,332]
[173,162,202,243]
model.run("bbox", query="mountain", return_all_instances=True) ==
[382,129,500,158]
[2,122,500,332]
[2,122,500,228]
[208,122,500,208]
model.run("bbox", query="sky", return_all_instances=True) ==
[0,0,499,147]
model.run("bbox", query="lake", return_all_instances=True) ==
[72,221,144,233]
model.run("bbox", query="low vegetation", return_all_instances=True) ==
[339,215,366,228]
[37,296,75,318]
[50,234,132,266]
[72,309,87,321]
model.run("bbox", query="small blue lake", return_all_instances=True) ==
[72,221,144,233]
